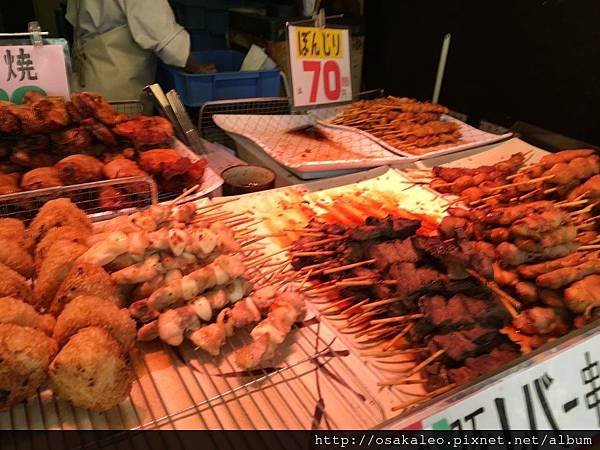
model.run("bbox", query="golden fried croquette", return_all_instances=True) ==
[0,218,30,250]
[33,241,88,311]
[34,225,91,273]
[53,295,135,351]
[0,238,34,278]
[49,327,133,412]
[0,323,57,410]
[50,261,123,316]
[26,198,92,251]
[0,297,55,335]
[0,263,33,304]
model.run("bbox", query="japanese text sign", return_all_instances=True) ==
[288,25,352,108]
[407,332,600,430]
[0,44,69,103]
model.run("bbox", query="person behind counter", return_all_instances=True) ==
[66,0,206,101]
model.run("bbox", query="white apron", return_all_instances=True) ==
[71,24,156,102]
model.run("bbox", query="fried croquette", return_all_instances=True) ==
[34,225,91,273]
[0,263,33,304]
[0,323,57,410]
[0,297,55,335]
[27,198,92,250]
[50,262,123,316]
[0,218,30,250]
[49,327,133,412]
[0,238,34,278]
[53,295,135,351]
[33,241,88,310]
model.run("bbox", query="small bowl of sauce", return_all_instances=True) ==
[221,165,276,196]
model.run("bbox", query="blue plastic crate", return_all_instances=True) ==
[157,50,281,107]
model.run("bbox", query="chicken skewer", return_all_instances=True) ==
[147,254,246,311]
[144,278,253,346]
[80,220,240,268]
[234,291,306,369]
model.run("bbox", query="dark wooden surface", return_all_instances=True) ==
[363,1,600,146]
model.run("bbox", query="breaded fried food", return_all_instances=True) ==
[0,263,33,303]
[0,218,30,250]
[49,327,133,412]
[34,225,91,273]
[0,323,57,410]
[50,262,123,316]
[0,297,55,335]
[0,238,34,278]
[26,198,92,251]
[33,241,88,310]
[53,295,135,351]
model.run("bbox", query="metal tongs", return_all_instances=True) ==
[166,89,208,155]
[144,84,207,155]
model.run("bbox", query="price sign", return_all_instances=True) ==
[0,43,69,103]
[287,25,352,108]
[399,331,600,431]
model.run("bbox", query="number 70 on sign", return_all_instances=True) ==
[287,25,353,108]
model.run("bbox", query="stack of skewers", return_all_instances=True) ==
[328,97,461,155]
[277,215,543,412]
[82,197,308,371]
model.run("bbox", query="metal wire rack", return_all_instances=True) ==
[0,176,158,222]
[0,315,384,435]
[197,91,385,148]
[109,100,144,116]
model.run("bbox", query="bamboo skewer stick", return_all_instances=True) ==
[489,175,555,193]
[170,184,199,204]
[318,297,355,314]
[466,269,520,318]
[558,199,590,208]
[321,259,376,275]
[299,261,335,273]
[245,246,292,269]
[383,323,415,351]
[360,347,427,357]
[342,299,371,316]
[580,244,600,251]
[370,314,424,325]
[291,251,336,257]
[378,349,446,386]
[363,296,404,311]
[391,384,456,412]
[296,236,346,249]
[195,197,239,212]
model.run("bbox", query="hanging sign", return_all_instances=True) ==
[0,43,69,103]
[287,25,352,108]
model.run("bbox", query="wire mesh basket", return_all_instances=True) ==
[0,176,158,223]
[109,100,144,116]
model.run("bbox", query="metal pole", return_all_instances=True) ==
[432,33,451,103]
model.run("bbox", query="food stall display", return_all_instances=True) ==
[0,55,597,435]
[0,92,209,214]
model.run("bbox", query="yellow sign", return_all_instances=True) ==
[294,26,344,60]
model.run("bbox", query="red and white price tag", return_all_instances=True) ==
[288,25,352,108]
